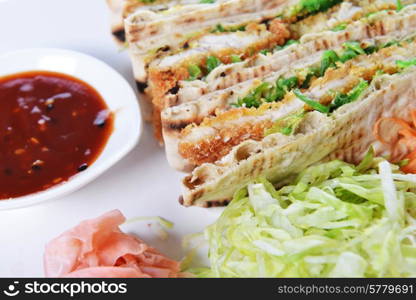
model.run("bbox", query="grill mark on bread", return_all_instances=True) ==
[136,81,148,94]
[112,28,126,43]
[166,121,195,132]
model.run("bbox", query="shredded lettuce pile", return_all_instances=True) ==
[200,155,416,277]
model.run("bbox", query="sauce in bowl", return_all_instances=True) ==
[0,71,114,199]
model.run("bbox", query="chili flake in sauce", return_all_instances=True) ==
[0,71,114,199]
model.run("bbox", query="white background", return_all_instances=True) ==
[0,0,220,277]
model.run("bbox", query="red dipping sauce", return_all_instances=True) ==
[0,71,114,199]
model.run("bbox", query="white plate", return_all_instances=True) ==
[0,48,142,210]
[0,0,219,277]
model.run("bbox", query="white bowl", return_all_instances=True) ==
[0,48,142,210]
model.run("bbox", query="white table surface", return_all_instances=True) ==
[0,0,220,277]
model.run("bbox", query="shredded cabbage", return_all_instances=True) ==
[200,157,416,277]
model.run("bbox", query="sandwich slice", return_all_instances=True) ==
[163,5,416,171]
[179,18,416,206]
